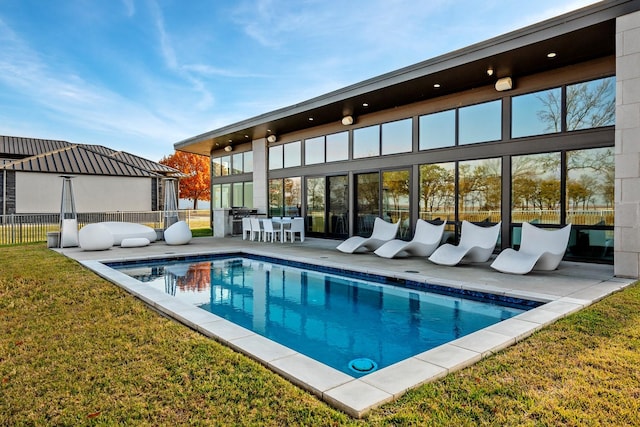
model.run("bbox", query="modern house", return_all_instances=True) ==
[0,135,180,215]
[174,0,640,278]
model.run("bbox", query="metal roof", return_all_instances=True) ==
[174,0,640,156]
[1,136,182,177]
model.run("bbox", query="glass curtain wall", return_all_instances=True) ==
[355,173,380,236]
[382,170,410,238]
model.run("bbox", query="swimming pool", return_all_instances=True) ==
[109,253,537,377]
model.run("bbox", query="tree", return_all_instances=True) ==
[160,151,211,209]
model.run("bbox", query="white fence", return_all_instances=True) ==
[0,210,210,246]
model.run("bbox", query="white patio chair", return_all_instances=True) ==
[374,219,446,258]
[241,217,252,240]
[284,217,305,242]
[490,222,572,274]
[428,220,501,266]
[262,219,282,243]
[336,217,400,254]
[250,217,262,241]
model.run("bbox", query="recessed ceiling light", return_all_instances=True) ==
[487,67,494,76]
[362,103,369,107]
[433,83,441,88]
[228,139,232,142]
[547,52,557,58]
[308,117,314,121]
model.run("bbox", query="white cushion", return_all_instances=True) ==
[164,221,192,245]
[79,223,114,251]
[121,237,150,248]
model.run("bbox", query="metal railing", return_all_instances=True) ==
[0,210,210,246]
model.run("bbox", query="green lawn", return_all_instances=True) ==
[1,244,639,426]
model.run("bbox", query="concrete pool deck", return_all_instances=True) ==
[56,236,635,418]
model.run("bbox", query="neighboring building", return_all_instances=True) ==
[174,0,640,278]
[0,135,181,215]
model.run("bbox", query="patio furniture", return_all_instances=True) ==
[262,219,282,243]
[164,220,192,245]
[428,221,501,266]
[336,217,400,254]
[78,223,114,251]
[490,222,572,274]
[284,217,305,242]
[121,237,151,248]
[99,221,157,245]
[250,217,263,241]
[241,217,252,240]
[374,219,446,258]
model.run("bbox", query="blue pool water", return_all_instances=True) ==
[109,254,536,377]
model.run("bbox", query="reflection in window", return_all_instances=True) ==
[232,153,244,174]
[284,141,301,168]
[512,88,562,138]
[419,109,455,150]
[220,155,231,176]
[268,179,283,216]
[459,100,502,145]
[419,162,455,222]
[458,158,501,223]
[512,152,561,225]
[212,185,221,208]
[326,131,349,162]
[268,177,301,217]
[382,170,410,237]
[233,183,244,207]
[243,182,253,208]
[269,145,283,170]
[355,172,380,235]
[212,158,222,177]
[244,151,253,173]
[382,119,412,155]
[221,183,231,208]
[306,177,325,233]
[567,77,615,131]
[566,147,614,225]
[305,136,324,165]
[353,125,380,158]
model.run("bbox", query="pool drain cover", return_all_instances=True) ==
[348,358,378,374]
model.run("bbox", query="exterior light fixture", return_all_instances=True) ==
[547,52,557,58]
[487,67,494,76]
[433,83,441,88]
[267,135,277,143]
[495,77,513,92]
[224,145,233,152]
[341,115,354,126]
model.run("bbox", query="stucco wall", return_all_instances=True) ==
[252,138,267,214]
[15,172,152,213]
[615,9,640,278]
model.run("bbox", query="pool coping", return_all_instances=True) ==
[79,248,633,418]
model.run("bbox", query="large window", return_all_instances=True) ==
[268,145,283,170]
[458,158,501,223]
[353,125,380,158]
[284,141,301,168]
[212,182,252,208]
[459,100,502,145]
[419,162,455,222]
[382,119,412,155]
[212,151,252,177]
[355,172,380,235]
[512,152,561,224]
[419,109,455,150]
[382,170,410,237]
[566,147,614,224]
[304,131,349,165]
[268,177,301,217]
[567,77,615,131]
[512,88,562,138]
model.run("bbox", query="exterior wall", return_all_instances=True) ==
[15,172,153,213]
[615,10,640,278]
[252,138,268,213]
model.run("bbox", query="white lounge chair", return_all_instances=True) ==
[374,219,446,258]
[490,222,572,274]
[428,220,501,266]
[336,217,400,254]
[284,217,305,242]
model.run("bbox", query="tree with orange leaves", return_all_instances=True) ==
[159,151,210,209]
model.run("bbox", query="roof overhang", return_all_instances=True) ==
[174,0,640,156]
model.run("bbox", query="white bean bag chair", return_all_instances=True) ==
[164,221,192,245]
[100,222,157,246]
[79,223,114,251]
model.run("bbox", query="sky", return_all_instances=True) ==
[0,0,601,162]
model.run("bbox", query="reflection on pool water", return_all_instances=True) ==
[110,254,536,377]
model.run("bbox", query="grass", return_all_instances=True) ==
[1,244,639,426]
